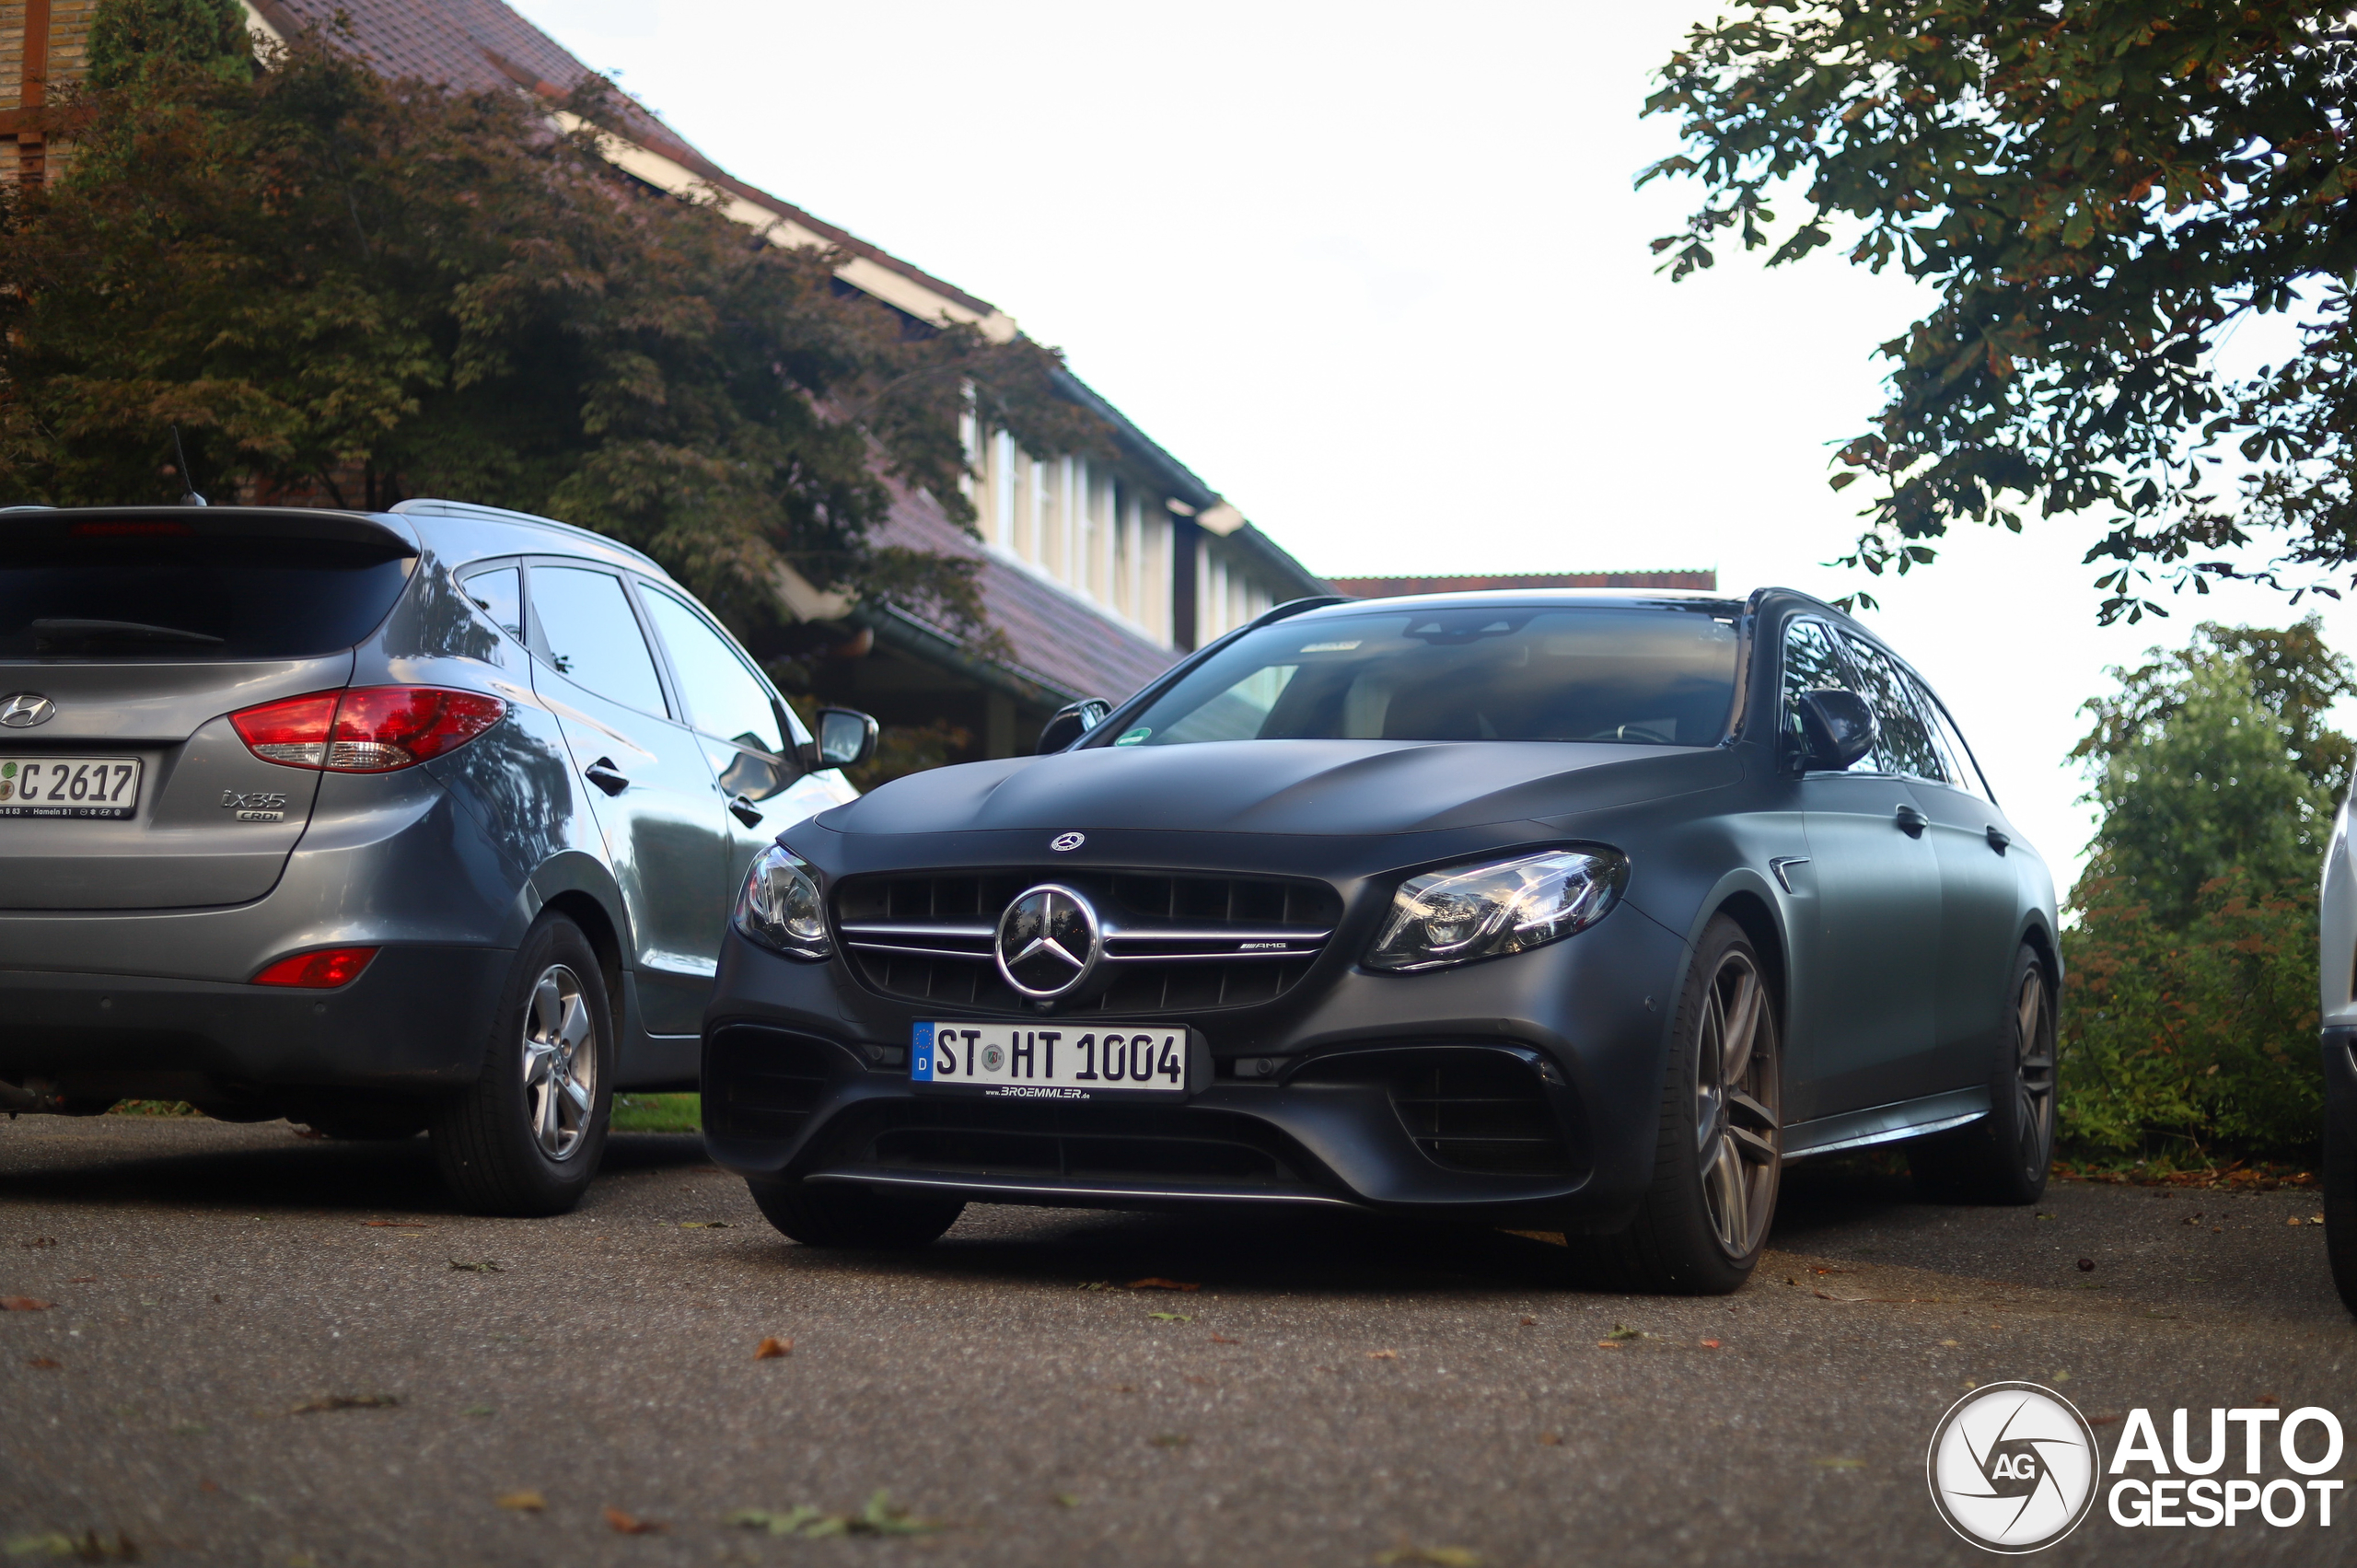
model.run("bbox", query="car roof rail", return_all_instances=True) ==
[389,497,667,574]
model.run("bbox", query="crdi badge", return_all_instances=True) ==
[1926,1382,2101,1552]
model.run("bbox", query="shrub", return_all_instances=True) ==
[2060,869,2323,1164]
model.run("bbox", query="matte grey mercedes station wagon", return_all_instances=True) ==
[702,588,2061,1294]
[0,501,873,1214]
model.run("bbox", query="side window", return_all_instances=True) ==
[637,586,786,755]
[1840,633,1945,781]
[458,563,526,645]
[1916,682,1994,801]
[528,564,668,717]
[1782,619,1868,772]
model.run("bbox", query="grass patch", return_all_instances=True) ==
[106,1099,203,1117]
[612,1093,701,1133]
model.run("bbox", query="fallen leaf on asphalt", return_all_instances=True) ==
[4,1531,139,1561]
[359,1221,432,1229]
[1148,1312,1194,1323]
[2258,1394,2280,1406]
[2088,1413,2123,1426]
[1076,1281,1114,1291]
[603,1506,663,1535]
[1150,1433,1191,1448]
[19,1237,55,1249]
[1812,1458,1866,1469]
[729,1493,943,1538]
[1183,1374,1212,1386]
[26,1357,60,1369]
[1518,1317,1538,1327]
[1051,1493,1079,1509]
[288,1394,399,1414]
[679,1222,731,1229]
[1538,1432,1562,1446]
[495,1491,545,1512]
[2052,1369,2072,1382]
[1,1297,52,1311]
[1126,1278,1201,1292]
[1808,1267,1852,1275]
[447,1260,500,1273]
[2287,1216,2305,1227]
[1601,1324,1643,1342]
[1210,1334,1240,1344]
[1700,1339,1722,1350]
[1940,1340,1961,1347]
[1375,1543,1483,1567]
[2077,1258,2096,1271]
[1596,1342,1621,1349]
[754,1337,793,1360]
[1366,1349,1400,1360]
[465,1405,494,1417]
[2035,1214,2053,1221]
[199,1481,218,1493]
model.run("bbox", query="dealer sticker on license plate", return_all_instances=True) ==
[0,758,142,819]
[912,1021,1189,1098]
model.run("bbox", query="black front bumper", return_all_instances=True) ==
[700,890,1691,1225]
[2327,1027,2357,1135]
[0,944,511,1103]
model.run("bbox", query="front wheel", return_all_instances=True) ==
[429,916,615,1216]
[1910,946,2055,1205]
[1597,915,1782,1295]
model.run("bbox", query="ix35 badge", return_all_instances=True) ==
[221,789,288,823]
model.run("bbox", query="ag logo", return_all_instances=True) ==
[1927,1382,2099,1552]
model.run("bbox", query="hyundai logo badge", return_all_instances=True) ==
[0,693,55,728]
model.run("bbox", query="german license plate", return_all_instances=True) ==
[912,1022,1189,1098]
[0,758,142,819]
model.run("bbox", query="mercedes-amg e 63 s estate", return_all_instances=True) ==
[702,588,2061,1293]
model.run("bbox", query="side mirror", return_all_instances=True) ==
[811,707,878,771]
[1037,697,1112,755]
[1795,689,1876,772]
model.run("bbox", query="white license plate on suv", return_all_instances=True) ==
[0,758,142,819]
[912,1022,1189,1098]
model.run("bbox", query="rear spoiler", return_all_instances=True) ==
[0,505,419,556]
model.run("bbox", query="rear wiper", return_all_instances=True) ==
[29,617,226,650]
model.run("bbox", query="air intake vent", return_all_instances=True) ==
[1388,1052,1572,1176]
[834,870,1341,1015]
[705,1028,853,1139]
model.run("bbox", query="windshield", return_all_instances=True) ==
[1106,604,1741,748]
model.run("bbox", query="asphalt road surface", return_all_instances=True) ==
[3,1115,2351,1567]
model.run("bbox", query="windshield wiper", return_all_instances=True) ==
[29,617,226,650]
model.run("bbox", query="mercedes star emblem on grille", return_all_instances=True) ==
[1050,831,1085,852]
[0,693,55,728]
[994,884,1102,1000]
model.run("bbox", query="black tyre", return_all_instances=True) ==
[1910,944,2056,1204]
[748,1178,965,1249]
[2326,1096,2357,1318]
[1597,915,1782,1295]
[428,915,615,1217]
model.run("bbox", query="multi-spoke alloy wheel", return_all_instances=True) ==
[1694,949,1782,1259]
[521,964,597,1161]
[430,914,614,1216]
[2012,966,2057,1183]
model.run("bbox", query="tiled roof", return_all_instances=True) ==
[866,485,1178,707]
[1328,571,1718,597]
[245,0,998,318]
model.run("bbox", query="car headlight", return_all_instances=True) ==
[1364,848,1627,972]
[736,844,832,960]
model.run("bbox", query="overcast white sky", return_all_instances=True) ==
[513,0,2357,889]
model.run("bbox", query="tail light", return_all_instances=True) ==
[251,947,378,988]
[229,688,505,772]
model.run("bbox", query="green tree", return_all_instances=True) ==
[0,16,1099,642]
[1643,3,2357,621]
[2072,618,2353,923]
[87,0,250,87]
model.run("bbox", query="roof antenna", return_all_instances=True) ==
[169,425,208,506]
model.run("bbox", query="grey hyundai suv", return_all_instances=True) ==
[0,499,874,1214]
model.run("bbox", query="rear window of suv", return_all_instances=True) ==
[0,520,415,660]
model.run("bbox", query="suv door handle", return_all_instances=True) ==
[584,759,630,796]
[728,794,764,828]
[1893,804,1928,838]
[1985,824,2011,855]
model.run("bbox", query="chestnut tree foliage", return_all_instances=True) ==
[0,14,1099,639]
[1645,3,2357,621]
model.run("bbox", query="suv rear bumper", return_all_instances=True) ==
[0,945,509,1103]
